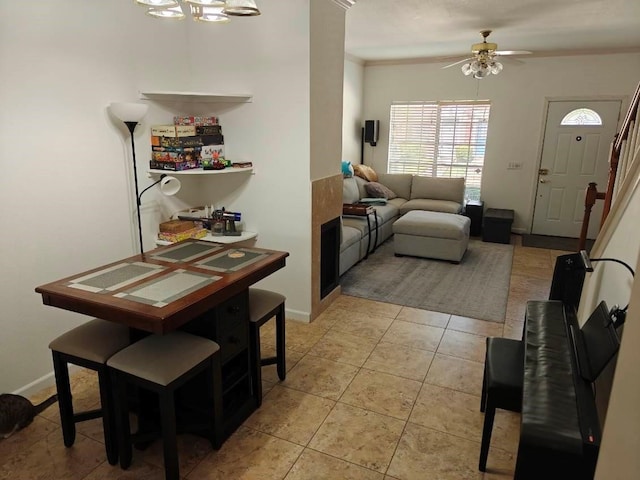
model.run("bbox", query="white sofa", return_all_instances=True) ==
[340,173,465,275]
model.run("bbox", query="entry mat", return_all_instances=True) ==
[66,262,167,293]
[113,269,221,308]
[194,248,269,273]
[149,241,223,263]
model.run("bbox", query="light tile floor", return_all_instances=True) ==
[0,236,566,479]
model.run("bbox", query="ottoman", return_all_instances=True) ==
[393,210,471,263]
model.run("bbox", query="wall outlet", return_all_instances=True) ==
[507,162,523,170]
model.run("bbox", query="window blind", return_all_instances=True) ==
[388,100,491,201]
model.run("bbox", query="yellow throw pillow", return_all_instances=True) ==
[353,164,378,182]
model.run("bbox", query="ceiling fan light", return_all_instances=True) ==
[461,63,473,76]
[184,0,225,6]
[223,0,261,16]
[191,5,230,22]
[136,0,178,6]
[490,61,503,75]
[474,67,490,79]
[146,6,185,18]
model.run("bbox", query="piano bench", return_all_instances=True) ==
[479,336,524,472]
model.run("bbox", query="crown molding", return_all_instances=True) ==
[332,0,357,10]
[362,46,640,67]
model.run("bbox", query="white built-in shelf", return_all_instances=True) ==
[156,231,258,246]
[148,166,253,176]
[140,91,252,103]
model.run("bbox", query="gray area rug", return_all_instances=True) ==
[340,238,514,323]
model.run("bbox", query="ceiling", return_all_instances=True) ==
[345,0,640,64]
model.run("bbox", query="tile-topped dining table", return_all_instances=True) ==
[35,238,289,439]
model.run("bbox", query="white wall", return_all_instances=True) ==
[342,57,365,164]
[362,53,640,232]
[0,0,322,393]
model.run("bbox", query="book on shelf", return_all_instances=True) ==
[152,146,203,153]
[158,226,207,243]
[173,116,218,126]
[150,125,202,137]
[150,133,224,148]
[149,159,201,171]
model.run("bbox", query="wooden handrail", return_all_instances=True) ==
[579,80,640,250]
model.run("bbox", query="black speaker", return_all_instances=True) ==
[364,120,379,146]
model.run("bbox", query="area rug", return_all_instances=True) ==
[340,238,514,323]
[522,234,594,253]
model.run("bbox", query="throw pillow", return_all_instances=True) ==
[365,181,397,199]
[353,164,378,182]
[341,160,354,178]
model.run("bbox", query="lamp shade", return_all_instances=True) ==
[110,102,149,123]
[160,175,181,196]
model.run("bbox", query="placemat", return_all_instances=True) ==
[113,269,221,307]
[150,241,223,263]
[194,248,269,273]
[66,262,166,293]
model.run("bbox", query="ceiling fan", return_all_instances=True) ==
[442,30,532,79]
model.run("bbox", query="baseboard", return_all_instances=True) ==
[13,364,83,398]
[286,307,310,323]
[512,227,527,235]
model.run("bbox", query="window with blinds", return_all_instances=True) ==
[388,100,491,201]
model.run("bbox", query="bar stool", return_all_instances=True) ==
[107,331,223,480]
[479,336,524,472]
[248,288,286,407]
[49,318,131,465]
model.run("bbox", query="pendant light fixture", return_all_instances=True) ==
[134,0,260,22]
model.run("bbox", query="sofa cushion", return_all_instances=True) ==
[342,216,371,236]
[377,173,412,200]
[340,225,361,252]
[410,176,465,203]
[399,198,463,215]
[372,203,400,224]
[354,175,369,200]
[343,177,360,204]
[365,181,397,199]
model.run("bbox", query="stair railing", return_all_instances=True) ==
[579,81,640,250]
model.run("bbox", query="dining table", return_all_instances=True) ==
[35,238,289,440]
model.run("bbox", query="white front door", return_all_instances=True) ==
[532,100,621,238]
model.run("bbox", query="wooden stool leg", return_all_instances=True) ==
[97,368,118,465]
[480,364,488,413]
[275,305,286,381]
[112,372,132,470]
[250,323,264,407]
[479,401,496,472]
[159,390,179,480]
[52,352,76,447]
[207,355,224,449]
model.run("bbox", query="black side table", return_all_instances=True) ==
[465,200,484,237]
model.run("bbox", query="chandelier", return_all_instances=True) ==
[460,31,503,79]
[461,52,503,79]
[135,0,260,23]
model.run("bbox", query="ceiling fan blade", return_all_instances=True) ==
[495,50,533,56]
[441,57,472,69]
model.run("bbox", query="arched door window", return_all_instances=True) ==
[560,108,603,125]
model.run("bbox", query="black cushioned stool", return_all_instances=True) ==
[107,331,223,480]
[479,336,524,472]
[49,318,131,465]
[248,288,286,407]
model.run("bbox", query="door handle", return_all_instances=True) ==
[539,178,547,183]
